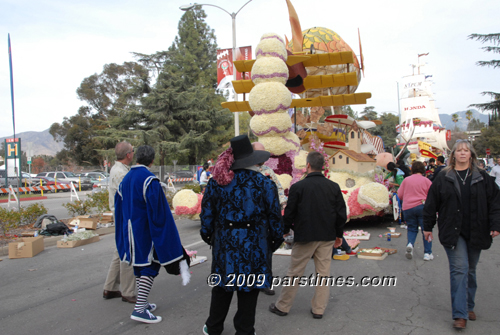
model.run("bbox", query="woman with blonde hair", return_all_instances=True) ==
[423,140,500,330]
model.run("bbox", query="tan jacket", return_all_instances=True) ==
[108,161,130,211]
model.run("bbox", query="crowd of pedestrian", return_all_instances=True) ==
[104,137,500,332]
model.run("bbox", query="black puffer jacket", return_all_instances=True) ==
[423,168,500,249]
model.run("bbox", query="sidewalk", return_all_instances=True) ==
[0,226,116,257]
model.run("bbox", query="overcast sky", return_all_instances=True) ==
[1,0,498,138]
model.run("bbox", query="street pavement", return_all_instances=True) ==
[1,218,499,335]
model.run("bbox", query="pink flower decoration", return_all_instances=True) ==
[212,148,234,186]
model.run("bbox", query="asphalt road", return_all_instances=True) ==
[1,218,499,335]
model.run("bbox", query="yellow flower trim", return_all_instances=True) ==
[251,57,288,85]
[358,183,390,210]
[293,150,308,169]
[260,132,299,156]
[249,82,291,113]
[172,189,199,209]
[277,174,292,190]
[250,113,292,137]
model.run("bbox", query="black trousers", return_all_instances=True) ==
[205,286,260,335]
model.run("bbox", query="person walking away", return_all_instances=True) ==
[115,145,190,324]
[199,163,210,193]
[397,161,433,260]
[489,156,500,188]
[103,141,137,303]
[200,135,283,335]
[423,140,500,330]
[269,151,346,319]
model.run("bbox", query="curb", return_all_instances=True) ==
[0,226,116,257]
[0,196,48,203]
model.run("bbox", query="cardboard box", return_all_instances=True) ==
[9,236,44,259]
[383,232,401,238]
[357,248,388,260]
[78,217,98,230]
[57,235,100,248]
[379,247,397,255]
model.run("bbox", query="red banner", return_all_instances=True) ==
[217,46,252,87]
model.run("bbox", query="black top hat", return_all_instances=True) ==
[230,135,270,170]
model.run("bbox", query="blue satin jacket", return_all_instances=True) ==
[200,169,283,291]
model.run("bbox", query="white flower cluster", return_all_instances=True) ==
[358,183,389,210]
[251,57,289,85]
[260,132,300,156]
[293,150,308,169]
[250,112,292,137]
[248,82,291,113]
[172,189,199,209]
[277,174,293,190]
[256,33,287,60]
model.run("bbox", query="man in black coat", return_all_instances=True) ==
[269,151,346,319]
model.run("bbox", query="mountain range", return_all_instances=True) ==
[438,109,489,131]
[0,129,64,157]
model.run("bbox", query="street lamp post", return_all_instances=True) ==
[180,1,253,136]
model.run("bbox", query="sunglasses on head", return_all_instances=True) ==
[455,139,470,143]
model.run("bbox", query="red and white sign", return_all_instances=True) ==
[486,148,491,155]
[217,46,252,86]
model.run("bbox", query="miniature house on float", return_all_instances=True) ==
[328,129,376,173]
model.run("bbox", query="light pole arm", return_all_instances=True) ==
[235,0,253,17]
[193,3,232,16]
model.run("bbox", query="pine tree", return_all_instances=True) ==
[468,33,500,118]
[140,6,233,166]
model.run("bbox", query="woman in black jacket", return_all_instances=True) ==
[423,140,500,330]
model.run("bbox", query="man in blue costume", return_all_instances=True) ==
[201,135,284,335]
[115,145,190,324]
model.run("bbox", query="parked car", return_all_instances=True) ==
[80,172,109,181]
[93,177,110,190]
[34,172,93,191]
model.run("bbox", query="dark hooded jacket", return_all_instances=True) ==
[423,167,500,249]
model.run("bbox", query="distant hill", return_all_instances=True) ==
[0,129,64,156]
[439,109,489,131]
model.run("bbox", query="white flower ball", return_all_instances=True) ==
[250,113,292,137]
[172,189,199,209]
[251,57,288,85]
[256,33,287,61]
[249,82,291,114]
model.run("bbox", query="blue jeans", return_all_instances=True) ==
[404,204,432,254]
[333,238,352,255]
[443,235,481,319]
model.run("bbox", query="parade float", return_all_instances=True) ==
[170,0,391,222]
[217,0,390,221]
[396,56,450,161]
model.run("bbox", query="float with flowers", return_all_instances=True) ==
[216,0,391,222]
[172,189,202,220]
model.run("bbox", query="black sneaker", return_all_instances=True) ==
[262,288,275,295]
[311,309,323,319]
[269,303,287,316]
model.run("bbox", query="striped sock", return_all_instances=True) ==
[134,276,154,313]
